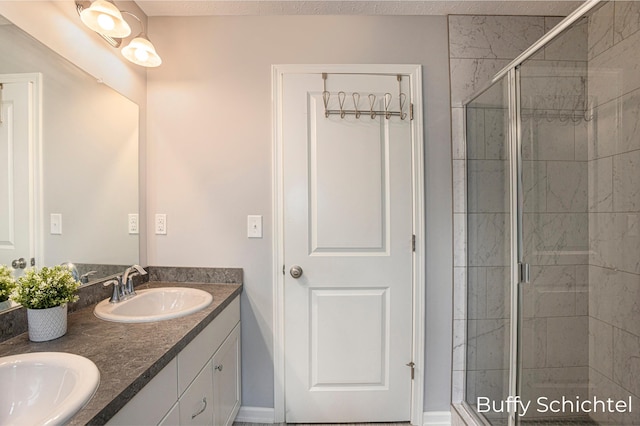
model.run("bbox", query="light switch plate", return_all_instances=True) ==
[50,213,62,235]
[247,215,263,238]
[155,213,167,235]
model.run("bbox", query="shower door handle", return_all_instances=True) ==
[519,263,530,284]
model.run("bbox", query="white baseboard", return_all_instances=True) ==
[423,410,452,426]
[234,407,450,425]
[234,406,276,423]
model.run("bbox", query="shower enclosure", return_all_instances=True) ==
[464,1,640,425]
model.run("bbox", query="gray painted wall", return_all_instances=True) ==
[146,15,453,412]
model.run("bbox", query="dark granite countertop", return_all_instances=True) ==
[0,281,242,425]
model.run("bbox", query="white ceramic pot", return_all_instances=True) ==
[27,304,68,342]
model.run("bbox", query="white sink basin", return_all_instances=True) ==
[0,352,100,426]
[94,287,213,323]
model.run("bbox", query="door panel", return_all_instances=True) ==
[0,80,32,272]
[309,94,388,253]
[283,72,413,423]
[310,287,388,388]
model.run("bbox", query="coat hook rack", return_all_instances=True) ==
[321,73,412,120]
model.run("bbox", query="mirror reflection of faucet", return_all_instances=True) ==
[80,271,97,284]
[103,265,148,304]
[60,262,97,285]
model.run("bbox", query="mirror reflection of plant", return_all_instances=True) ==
[11,266,80,309]
[0,265,16,302]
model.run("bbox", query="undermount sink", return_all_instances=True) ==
[94,287,213,323]
[0,352,100,426]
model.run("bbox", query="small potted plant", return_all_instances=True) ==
[0,265,16,310]
[11,265,80,342]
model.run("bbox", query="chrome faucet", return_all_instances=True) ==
[122,264,147,298]
[103,265,147,304]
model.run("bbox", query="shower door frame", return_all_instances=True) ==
[460,1,604,425]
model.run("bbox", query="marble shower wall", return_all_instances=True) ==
[450,14,591,408]
[450,14,548,404]
[587,2,640,424]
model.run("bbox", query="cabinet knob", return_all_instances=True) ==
[214,364,223,372]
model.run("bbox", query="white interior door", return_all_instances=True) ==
[282,72,414,423]
[0,79,33,274]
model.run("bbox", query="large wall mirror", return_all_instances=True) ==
[0,15,139,311]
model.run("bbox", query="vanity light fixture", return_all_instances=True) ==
[79,0,130,38]
[76,1,162,68]
[120,12,162,68]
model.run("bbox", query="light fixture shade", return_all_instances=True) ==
[121,36,162,67]
[80,0,131,38]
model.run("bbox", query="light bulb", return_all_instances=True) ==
[97,13,115,31]
[134,48,149,62]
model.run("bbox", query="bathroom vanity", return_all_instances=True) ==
[0,280,242,425]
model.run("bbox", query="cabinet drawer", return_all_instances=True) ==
[179,359,214,425]
[177,296,240,395]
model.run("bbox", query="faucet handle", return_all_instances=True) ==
[103,278,123,303]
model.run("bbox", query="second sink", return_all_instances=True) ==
[0,352,100,426]
[94,287,213,323]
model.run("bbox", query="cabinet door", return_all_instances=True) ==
[212,323,241,426]
[179,359,214,426]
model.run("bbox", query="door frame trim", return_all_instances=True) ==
[0,73,43,269]
[271,64,425,425]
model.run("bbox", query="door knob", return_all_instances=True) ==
[290,265,303,279]
[11,258,27,269]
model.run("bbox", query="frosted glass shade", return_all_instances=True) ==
[121,36,162,67]
[80,0,131,38]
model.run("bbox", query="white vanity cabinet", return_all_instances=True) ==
[107,296,241,426]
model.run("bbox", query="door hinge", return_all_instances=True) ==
[406,362,415,380]
[411,234,416,252]
[282,264,285,275]
[519,262,530,284]
[410,103,414,121]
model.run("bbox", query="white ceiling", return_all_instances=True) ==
[135,0,582,17]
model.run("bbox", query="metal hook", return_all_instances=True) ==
[384,93,392,119]
[322,91,330,118]
[368,94,377,119]
[352,93,360,118]
[399,93,407,120]
[338,91,346,118]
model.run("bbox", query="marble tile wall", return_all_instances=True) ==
[450,12,592,413]
[449,15,545,404]
[452,3,640,424]
[587,3,640,424]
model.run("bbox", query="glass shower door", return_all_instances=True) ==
[465,76,513,426]
[517,16,591,424]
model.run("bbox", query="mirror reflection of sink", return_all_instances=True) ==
[0,352,100,426]
[94,287,213,323]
